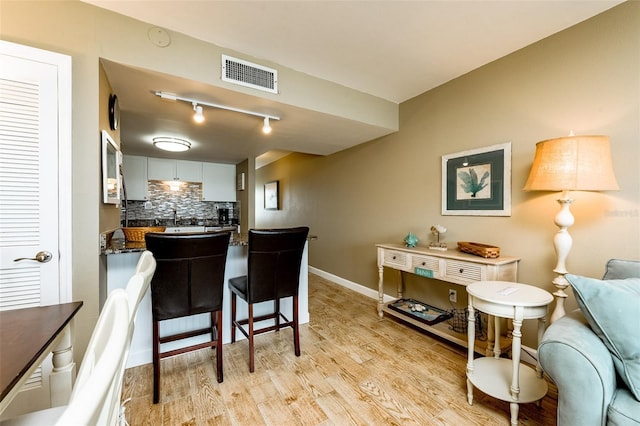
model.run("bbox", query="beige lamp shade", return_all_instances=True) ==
[523,135,619,191]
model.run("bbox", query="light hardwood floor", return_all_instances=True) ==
[121,274,558,425]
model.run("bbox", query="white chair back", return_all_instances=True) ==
[58,289,130,425]
[114,251,156,425]
[3,252,157,426]
[130,250,156,324]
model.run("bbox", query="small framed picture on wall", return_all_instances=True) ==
[264,180,279,210]
[237,172,245,191]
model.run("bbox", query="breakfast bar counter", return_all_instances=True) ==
[102,231,249,255]
[101,233,313,368]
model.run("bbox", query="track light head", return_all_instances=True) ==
[193,104,205,124]
[262,117,272,134]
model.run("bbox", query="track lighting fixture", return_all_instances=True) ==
[193,104,204,123]
[152,136,191,152]
[262,117,272,134]
[156,91,279,134]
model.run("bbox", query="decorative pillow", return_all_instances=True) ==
[566,274,640,401]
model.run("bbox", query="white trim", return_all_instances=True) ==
[519,345,539,366]
[308,266,395,302]
[56,49,73,304]
[309,266,538,364]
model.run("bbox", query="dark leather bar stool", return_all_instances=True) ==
[145,232,230,404]
[228,227,309,372]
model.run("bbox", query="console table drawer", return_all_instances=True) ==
[383,250,409,269]
[445,260,482,283]
[411,256,440,274]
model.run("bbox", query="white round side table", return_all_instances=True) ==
[465,281,553,426]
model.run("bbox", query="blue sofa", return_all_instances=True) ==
[539,259,640,425]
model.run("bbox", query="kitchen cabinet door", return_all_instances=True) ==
[147,157,175,181]
[147,158,202,182]
[122,155,148,200]
[202,163,236,201]
[177,160,202,182]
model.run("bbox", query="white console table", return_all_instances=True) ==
[376,243,519,350]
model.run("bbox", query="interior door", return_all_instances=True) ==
[0,40,72,418]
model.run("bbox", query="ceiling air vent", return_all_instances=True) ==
[221,54,278,94]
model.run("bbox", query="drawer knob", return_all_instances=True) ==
[459,268,464,273]
[422,262,426,266]
[392,256,396,260]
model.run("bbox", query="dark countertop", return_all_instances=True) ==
[102,233,317,255]
[103,232,247,255]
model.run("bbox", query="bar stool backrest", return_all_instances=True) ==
[247,227,309,304]
[145,232,231,322]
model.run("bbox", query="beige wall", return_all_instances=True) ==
[99,63,121,233]
[256,2,640,347]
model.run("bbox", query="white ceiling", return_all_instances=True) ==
[86,0,623,165]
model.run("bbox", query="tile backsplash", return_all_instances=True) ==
[121,180,238,225]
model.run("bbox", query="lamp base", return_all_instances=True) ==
[549,193,574,323]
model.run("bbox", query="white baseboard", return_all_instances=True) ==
[308,266,539,364]
[308,266,395,303]
[519,345,539,366]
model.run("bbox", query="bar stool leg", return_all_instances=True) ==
[293,295,300,356]
[215,310,223,383]
[248,304,255,373]
[231,292,237,343]
[153,321,160,404]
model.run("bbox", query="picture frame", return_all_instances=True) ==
[264,180,279,210]
[236,172,245,191]
[441,142,511,216]
[101,130,122,205]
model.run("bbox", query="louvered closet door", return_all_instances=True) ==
[0,41,69,416]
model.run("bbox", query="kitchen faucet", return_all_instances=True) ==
[173,208,178,226]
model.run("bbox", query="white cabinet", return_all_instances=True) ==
[122,155,148,200]
[202,163,236,201]
[123,156,235,201]
[146,158,174,181]
[177,160,202,182]
[147,158,202,182]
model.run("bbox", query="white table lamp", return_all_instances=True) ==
[523,135,618,322]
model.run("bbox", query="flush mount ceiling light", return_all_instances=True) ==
[156,91,279,134]
[152,136,191,152]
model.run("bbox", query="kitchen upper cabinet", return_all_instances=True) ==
[177,160,202,182]
[122,155,148,200]
[202,163,236,201]
[147,158,202,182]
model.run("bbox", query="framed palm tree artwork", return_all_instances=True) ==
[441,142,511,216]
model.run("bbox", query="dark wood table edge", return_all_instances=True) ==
[0,301,83,402]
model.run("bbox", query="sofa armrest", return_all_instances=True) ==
[539,310,618,426]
